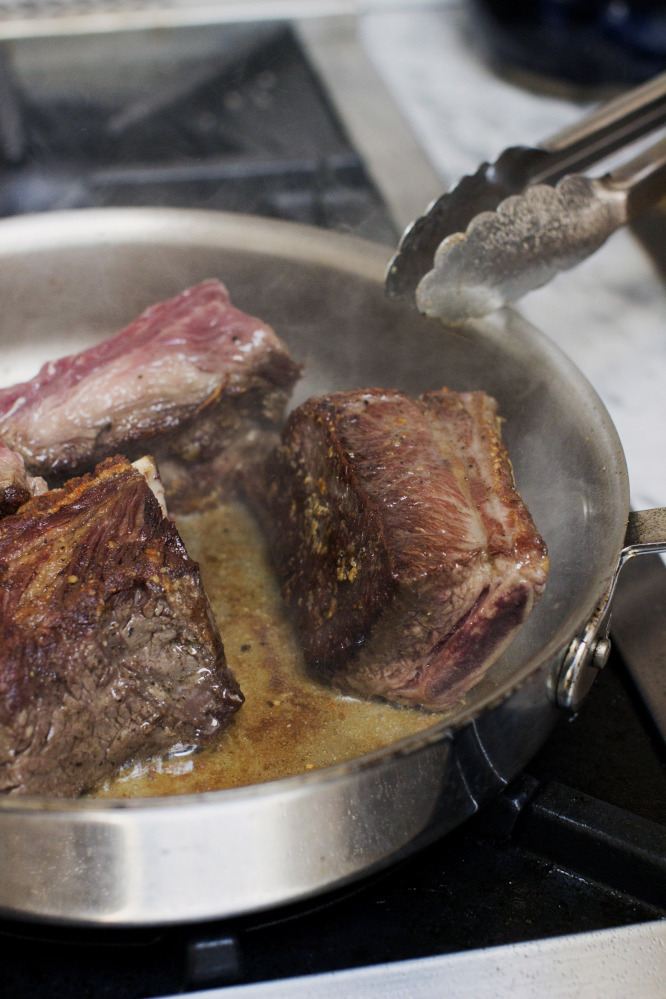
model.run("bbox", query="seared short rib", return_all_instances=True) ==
[0,280,301,509]
[254,387,549,710]
[0,454,243,796]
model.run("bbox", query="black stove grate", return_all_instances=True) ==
[0,27,397,245]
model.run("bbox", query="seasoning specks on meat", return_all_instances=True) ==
[250,387,549,711]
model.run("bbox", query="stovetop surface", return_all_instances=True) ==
[0,24,397,245]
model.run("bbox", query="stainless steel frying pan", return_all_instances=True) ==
[0,207,662,927]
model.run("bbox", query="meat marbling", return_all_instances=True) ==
[0,453,243,796]
[0,279,301,510]
[252,387,549,710]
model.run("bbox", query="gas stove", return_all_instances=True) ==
[0,20,399,239]
[0,8,664,997]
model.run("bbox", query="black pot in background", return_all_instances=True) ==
[470,0,666,87]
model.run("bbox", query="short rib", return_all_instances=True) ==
[0,280,301,510]
[0,454,243,796]
[254,387,549,710]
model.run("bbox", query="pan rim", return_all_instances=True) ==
[0,206,629,812]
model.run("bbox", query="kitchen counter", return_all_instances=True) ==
[356,1,666,513]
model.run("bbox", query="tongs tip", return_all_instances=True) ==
[385,73,666,323]
[415,177,628,324]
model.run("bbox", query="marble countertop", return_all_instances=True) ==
[357,1,666,513]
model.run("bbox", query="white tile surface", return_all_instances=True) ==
[359,3,666,512]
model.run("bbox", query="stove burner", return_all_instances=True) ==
[0,27,397,245]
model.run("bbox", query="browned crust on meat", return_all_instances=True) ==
[252,386,549,711]
[0,456,194,637]
[0,454,242,796]
[259,396,394,665]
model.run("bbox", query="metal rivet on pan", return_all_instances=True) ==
[556,635,612,713]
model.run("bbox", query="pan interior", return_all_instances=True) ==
[0,209,629,795]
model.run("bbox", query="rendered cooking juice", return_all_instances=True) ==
[99,502,442,798]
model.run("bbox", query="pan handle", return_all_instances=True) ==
[609,508,666,744]
[555,507,666,713]
[621,507,666,559]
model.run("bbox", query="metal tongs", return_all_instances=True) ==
[387,72,666,324]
